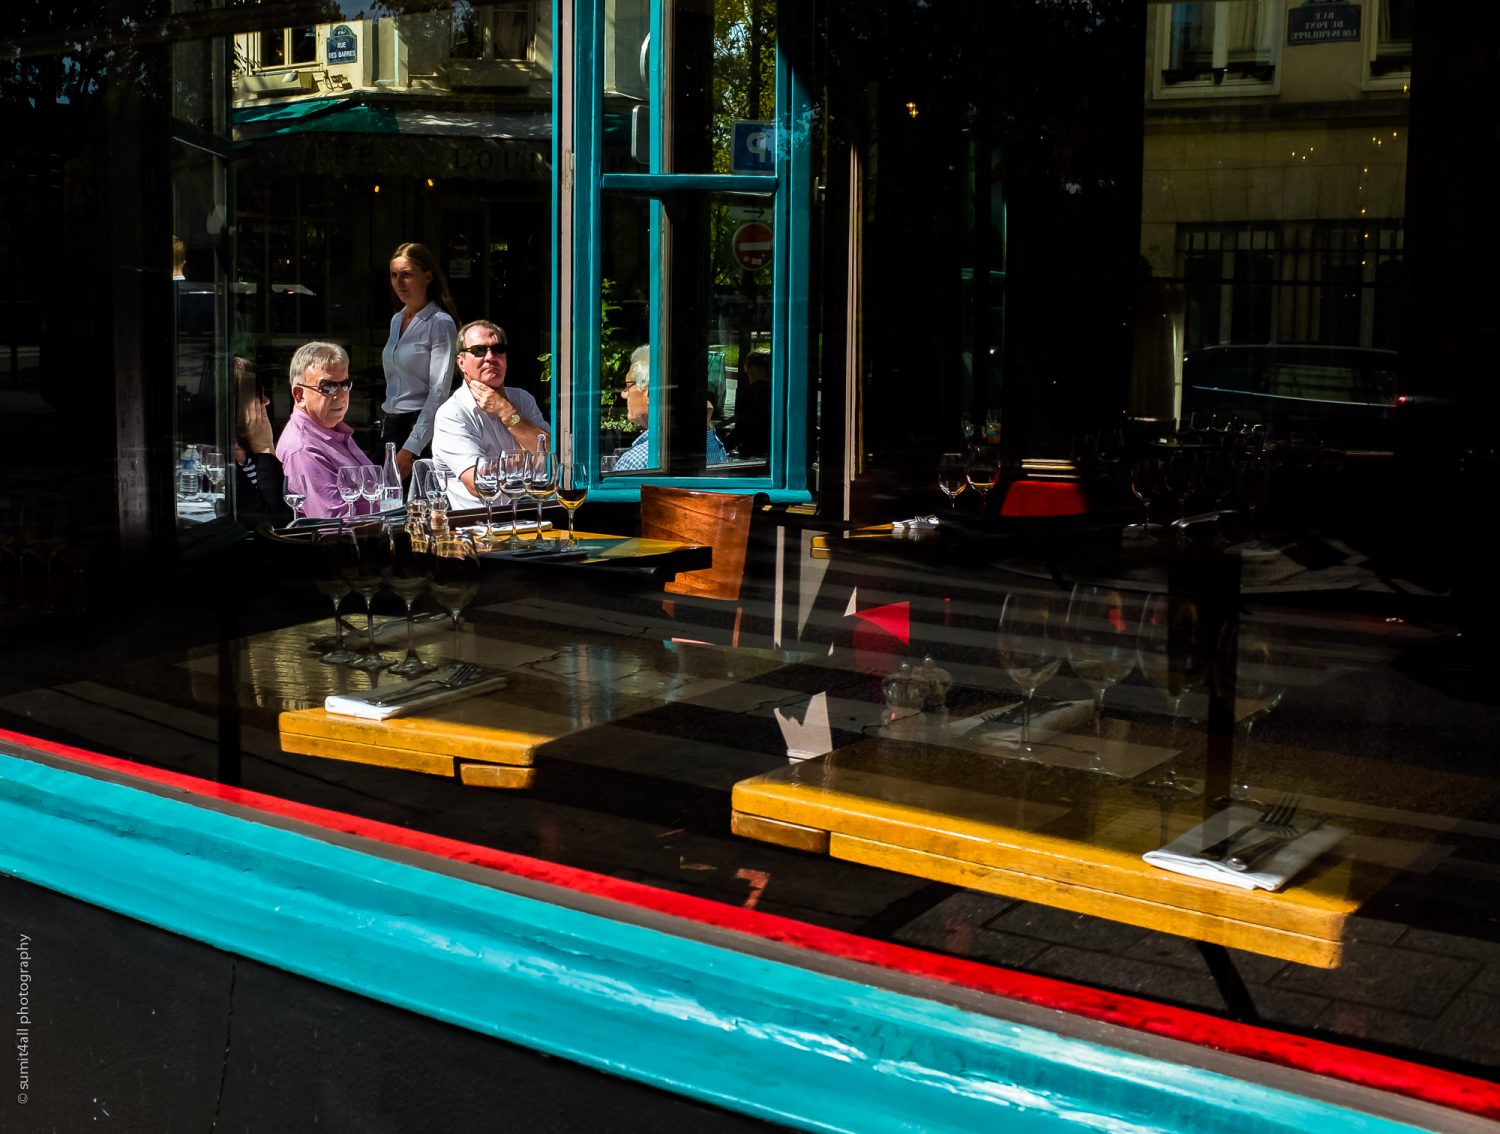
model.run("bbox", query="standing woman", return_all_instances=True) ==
[381,242,459,481]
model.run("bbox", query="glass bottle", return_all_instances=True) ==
[381,442,404,510]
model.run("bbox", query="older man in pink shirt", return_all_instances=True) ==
[274,341,374,519]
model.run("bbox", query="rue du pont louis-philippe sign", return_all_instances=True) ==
[1288,0,1361,45]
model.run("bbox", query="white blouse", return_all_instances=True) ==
[380,301,457,456]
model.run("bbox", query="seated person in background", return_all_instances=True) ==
[613,346,728,472]
[729,349,771,459]
[431,319,548,509]
[273,341,372,519]
[232,357,291,528]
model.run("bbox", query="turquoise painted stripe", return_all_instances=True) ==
[0,751,1431,1134]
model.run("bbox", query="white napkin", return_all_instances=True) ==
[1143,804,1347,891]
[325,669,509,721]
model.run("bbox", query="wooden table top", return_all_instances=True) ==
[732,725,1487,968]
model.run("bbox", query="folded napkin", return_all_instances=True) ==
[1143,804,1347,891]
[325,668,508,721]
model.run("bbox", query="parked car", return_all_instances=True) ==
[1181,344,1398,453]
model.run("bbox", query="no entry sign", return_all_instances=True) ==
[732,222,773,272]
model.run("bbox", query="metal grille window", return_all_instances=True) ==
[1179,226,1278,351]
[1179,223,1405,351]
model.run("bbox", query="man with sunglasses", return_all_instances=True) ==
[274,341,374,518]
[432,319,548,508]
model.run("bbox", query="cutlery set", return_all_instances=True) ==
[1195,793,1324,873]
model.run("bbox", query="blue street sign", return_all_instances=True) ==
[328,24,358,65]
[731,121,775,174]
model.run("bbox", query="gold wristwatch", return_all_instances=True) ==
[504,410,520,427]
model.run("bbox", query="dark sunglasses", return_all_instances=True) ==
[461,343,508,358]
[298,378,354,396]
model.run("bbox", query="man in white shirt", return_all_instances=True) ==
[431,319,548,509]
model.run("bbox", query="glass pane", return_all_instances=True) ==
[664,0,778,175]
[600,191,774,477]
[172,141,229,527]
[599,195,655,472]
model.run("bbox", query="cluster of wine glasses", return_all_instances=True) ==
[936,445,1003,511]
[993,584,1284,786]
[471,449,589,551]
[333,464,396,525]
[1115,413,1333,545]
[309,515,480,676]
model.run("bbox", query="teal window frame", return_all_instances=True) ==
[557,0,812,503]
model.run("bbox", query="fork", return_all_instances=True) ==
[368,663,485,707]
[1226,813,1326,873]
[1194,793,1300,862]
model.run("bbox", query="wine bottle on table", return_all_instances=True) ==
[382,442,404,510]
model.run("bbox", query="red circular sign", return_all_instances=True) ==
[732,222,774,272]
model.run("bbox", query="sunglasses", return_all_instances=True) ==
[461,343,508,358]
[298,378,354,396]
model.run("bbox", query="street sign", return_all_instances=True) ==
[731,121,775,174]
[732,222,774,272]
[327,24,358,65]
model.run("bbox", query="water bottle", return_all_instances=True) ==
[382,442,404,510]
[177,446,199,498]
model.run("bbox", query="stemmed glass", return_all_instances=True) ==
[310,529,359,665]
[937,452,968,509]
[202,450,226,497]
[1128,457,1162,537]
[283,472,308,525]
[1235,454,1271,546]
[386,530,436,676]
[555,462,589,546]
[526,450,557,548]
[1134,592,1208,796]
[500,451,529,549]
[336,465,363,526]
[359,463,385,518]
[430,535,481,661]
[474,456,504,538]
[343,521,392,671]
[1064,584,1138,744]
[996,590,1066,757]
[966,445,1003,515]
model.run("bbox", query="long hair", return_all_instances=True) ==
[390,241,459,323]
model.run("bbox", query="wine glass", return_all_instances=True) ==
[936,452,968,509]
[1128,457,1162,537]
[555,462,589,546]
[310,529,359,665]
[965,445,1002,513]
[1134,592,1208,796]
[359,463,385,517]
[202,450,226,495]
[500,451,529,549]
[996,590,1065,756]
[474,456,504,538]
[431,535,481,661]
[526,450,557,547]
[336,465,363,526]
[1234,454,1271,546]
[1064,584,1138,744]
[283,472,308,525]
[386,530,436,677]
[343,521,391,671]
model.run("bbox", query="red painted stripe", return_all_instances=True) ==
[3,725,1496,1119]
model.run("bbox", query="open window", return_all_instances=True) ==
[563,0,811,500]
